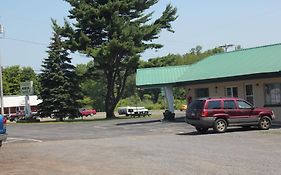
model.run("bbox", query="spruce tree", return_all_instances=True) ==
[38,20,81,121]
[62,0,177,118]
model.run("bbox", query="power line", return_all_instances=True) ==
[2,37,47,46]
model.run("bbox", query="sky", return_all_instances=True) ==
[0,0,281,71]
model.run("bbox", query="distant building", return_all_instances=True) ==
[0,95,42,116]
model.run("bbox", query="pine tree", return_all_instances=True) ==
[62,0,177,118]
[38,20,82,121]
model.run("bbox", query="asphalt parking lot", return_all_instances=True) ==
[1,117,281,175]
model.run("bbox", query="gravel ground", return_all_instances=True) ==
[1,118,281,175]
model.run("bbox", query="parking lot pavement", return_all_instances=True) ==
[1,121,281,175]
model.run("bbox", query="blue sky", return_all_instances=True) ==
[0,0,281,71]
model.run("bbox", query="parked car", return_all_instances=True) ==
[117,106,151,117]
[186,97,275,134]
[79,109,97,117]
[8,110,25,122]
[179,104,188,111]
[8,110,39,122]
[0,115,7,147]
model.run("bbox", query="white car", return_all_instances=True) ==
[118,106,151,117]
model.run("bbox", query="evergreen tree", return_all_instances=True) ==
[38,20,81,121]
[62,0,177,118]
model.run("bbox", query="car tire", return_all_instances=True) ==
[195,127,208,134]
[258,116,271,130]
[213,119,227,133]
[0,141,2,147]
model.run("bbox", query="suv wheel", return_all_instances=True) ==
[195,127,208,134]
[213,119,227,133]
[258,116,271,130]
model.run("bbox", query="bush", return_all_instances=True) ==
[174,99,186,110]
[117,95,141,107]
[117,95,185,111]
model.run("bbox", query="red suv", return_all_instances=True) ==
[186,97,275,133]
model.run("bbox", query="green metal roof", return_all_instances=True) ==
[136,65,190,87]
[136,43,281,87]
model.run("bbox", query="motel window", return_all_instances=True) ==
[265,83,281,105]
[4,108,9,114]
[226,87,238,97]
[195,88,209,98]
[245,84,254,105]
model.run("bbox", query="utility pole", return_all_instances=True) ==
[219,44,235,52]
[0,24,4,115]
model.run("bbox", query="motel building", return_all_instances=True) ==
[136,43,281,123]
[0,95,42,116]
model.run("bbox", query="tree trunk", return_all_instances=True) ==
[105,72,117,119]
[105,92,116,119]
[104,61,128,119]
[105,102,115,119]
[59,116,64,122]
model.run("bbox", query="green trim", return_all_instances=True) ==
[138,72,281,88]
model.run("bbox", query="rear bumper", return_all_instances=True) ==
[0,133,7,142]
[186,117,215,128]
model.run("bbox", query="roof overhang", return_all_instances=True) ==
[137,71,281,89]
[136,43,281,89]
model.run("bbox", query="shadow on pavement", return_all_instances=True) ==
[177,125,281,136]
[271,124,281,129]
[116,116,186,126]
[116,119,162,126]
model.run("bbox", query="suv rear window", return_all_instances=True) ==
[189,100,205,110]
[207,100,221,109]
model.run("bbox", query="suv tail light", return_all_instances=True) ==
[201,110,208,117]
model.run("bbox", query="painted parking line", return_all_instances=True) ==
[4,137,43,144]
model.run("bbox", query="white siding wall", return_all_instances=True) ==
[185,77,281,122]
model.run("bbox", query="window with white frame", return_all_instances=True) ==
[195,88,209,98]
[264,83,281,105]
[225,87,238,97]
